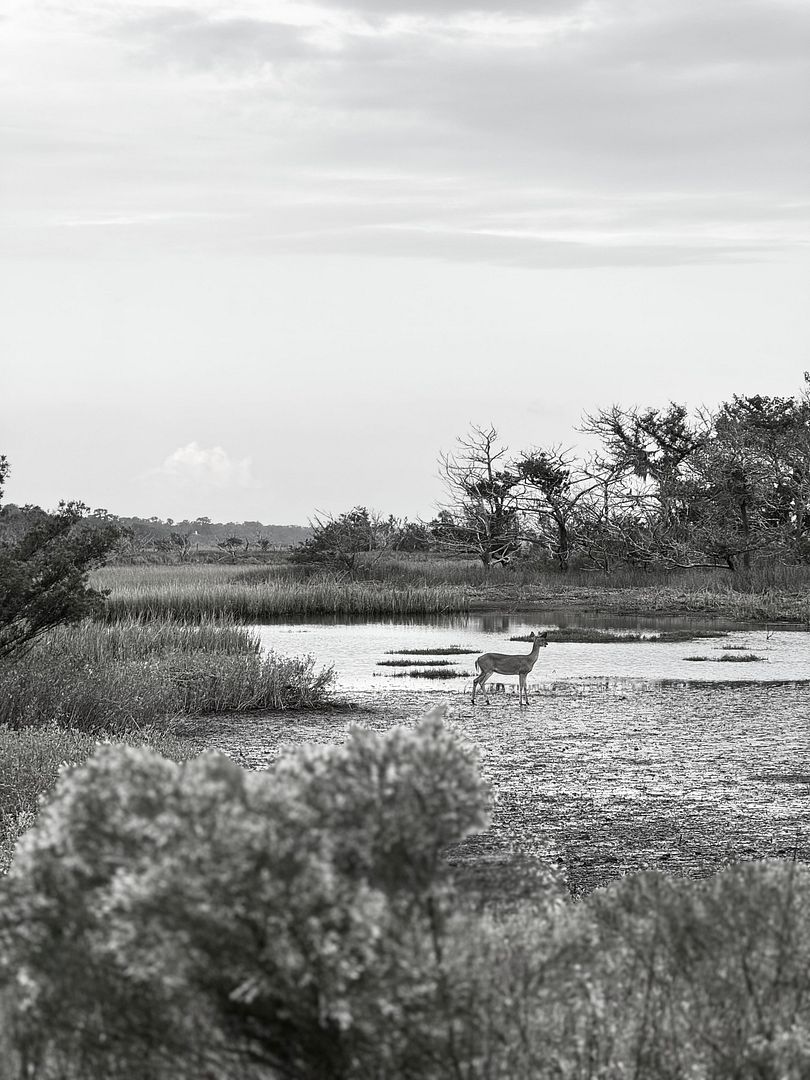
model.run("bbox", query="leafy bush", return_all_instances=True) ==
[0,706,489,1079]
[0,486,120,662]
[2,709,810,1080]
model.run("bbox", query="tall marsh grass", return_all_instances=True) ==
[92,557,810,623]
[95,566,467,620]
[48,615,261,661]
[0,620,335,734]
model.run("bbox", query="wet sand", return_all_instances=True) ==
[190,680,810,897]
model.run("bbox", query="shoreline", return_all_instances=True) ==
[457,583,810,624]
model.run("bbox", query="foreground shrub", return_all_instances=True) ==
[0,707,488,1079]
[2,709,810,1080]
[586,865,810,1079]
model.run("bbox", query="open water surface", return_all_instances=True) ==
[252,610,810,692]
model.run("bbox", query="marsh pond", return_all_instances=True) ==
[252,610,810,691]
[199,610,810,898]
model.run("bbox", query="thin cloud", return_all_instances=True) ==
[148,443,257,489]
[3,0,808,267]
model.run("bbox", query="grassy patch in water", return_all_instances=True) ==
[509,628,729,644]
[378,668,468,679]
[376,659,454,668]
[750,772,810,784]
[683,653,765,663]
[383,646,478,655]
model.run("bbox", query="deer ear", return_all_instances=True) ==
[539,631,548,639]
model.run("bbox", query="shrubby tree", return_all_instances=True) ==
[292,506,398,575]
[0,459,120,662]
[391,519,433,553]
[581,402,700,530]
[515,448,596,573]
[431,383,810,575]
[693,392,810,567]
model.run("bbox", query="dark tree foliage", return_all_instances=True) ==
[0,461,120,662]
[292,507,397,575]
[437,381,810,573]
[516,448,595,572]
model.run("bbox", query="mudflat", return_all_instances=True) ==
[191,680,810,897]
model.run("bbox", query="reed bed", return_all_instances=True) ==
[380,668,468,679]
[96,570,467,621]
[48,616,260,662]
[509,628,729,644]
[376,659,453,667]
[684,653,765,663]
[0,622,334,734]
[92,559,810,623]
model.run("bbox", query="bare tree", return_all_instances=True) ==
[438,425,523,568]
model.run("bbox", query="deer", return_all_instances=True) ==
[472,631,548,706]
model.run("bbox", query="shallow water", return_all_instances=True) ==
[252,610,810,691]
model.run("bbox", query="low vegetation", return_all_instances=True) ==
[0,727,192,874]
[509,628,730,644]
[95,565,466,620]
[376,659,454,667]
[378,668,467,679]
[90,561,810,625]
[0,619,334,734]
[684,653,766,663]
[2,712,809,1080]
[384,645,478,655]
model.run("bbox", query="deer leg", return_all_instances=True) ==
[477,672,493,705]
[472,670,488,704]
[519,673,527,706]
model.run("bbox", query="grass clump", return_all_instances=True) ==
[683,653,766,663]
[384,646,478,655]
[399,668,467,679]
[509,628,729,644]
[49,615,261,660]
[376,659,454,668]
[0,622,334,734]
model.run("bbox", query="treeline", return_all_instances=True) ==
[435,379,810,572]
[0,505,311,560]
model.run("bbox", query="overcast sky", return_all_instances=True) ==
[2,0,808,523]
